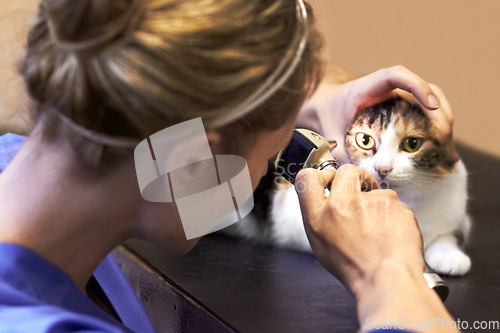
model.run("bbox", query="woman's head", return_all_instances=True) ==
[21,0,324,170]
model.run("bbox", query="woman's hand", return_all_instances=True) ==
[295,165,458,332]
[295,165,424,296]
[298,65,457,163]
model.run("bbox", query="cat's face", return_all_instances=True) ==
[345,99,456,194]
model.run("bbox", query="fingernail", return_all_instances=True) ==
[427,94,439,108]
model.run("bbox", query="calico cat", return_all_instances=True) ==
[229,98,471,276]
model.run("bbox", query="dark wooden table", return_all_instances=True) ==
[113,144,500,333]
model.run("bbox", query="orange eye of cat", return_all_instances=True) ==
[355,133,375,150]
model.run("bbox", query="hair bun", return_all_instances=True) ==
[43,0,143,54]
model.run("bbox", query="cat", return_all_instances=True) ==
[227,98,471,276]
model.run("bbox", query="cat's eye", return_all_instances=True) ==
[355,133,375,150]
[402,137,423,152]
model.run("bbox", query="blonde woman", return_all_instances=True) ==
[0,0,457,332]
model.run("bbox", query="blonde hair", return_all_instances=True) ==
[21,0,324,167]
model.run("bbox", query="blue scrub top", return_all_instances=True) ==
[0,134,156,333]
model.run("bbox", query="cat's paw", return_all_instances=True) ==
[425,245,471,276]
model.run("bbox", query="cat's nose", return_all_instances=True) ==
[376,167,393,180]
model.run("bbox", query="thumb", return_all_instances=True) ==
[294,168,335,218]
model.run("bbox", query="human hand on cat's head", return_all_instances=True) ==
[425,83,460,162]
[294,164,425,298]
[306,65,459,162]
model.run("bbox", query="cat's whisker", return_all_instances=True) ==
[394,179,426,191]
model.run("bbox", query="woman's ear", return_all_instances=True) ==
[205,131,223,155]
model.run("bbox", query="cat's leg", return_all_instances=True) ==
[424,232,471,276]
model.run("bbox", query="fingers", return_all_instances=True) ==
[429,83,453,125]
[394,87,451,138]
[357,66,439,110]
[315,65,457,164]
[392,88,420,105]
[330,164,380,195]
[295,167,335,215]
[388,66,440,110]
[427,83,454,134]
[358,69,455,156]
[381,66,439,110]
[367,67,454,144]
[396,83,457,160]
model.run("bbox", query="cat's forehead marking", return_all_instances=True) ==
[391,100,431,135]
[349,99,433,141]
[352,105,392,131]
[379,121,401,150]
[392,114,427,139]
